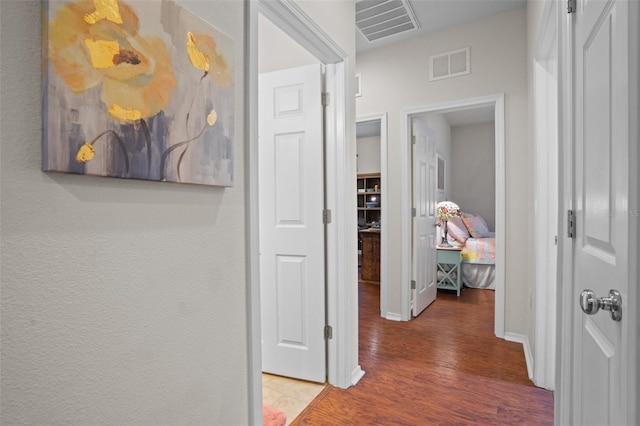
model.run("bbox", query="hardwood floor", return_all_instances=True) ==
[292,284,554,425]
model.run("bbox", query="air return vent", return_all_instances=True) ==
[356,0,420,43]
[429,47,471,81]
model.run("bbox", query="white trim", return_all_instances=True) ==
[556,5,574,425]
[623,5,640,424]
[532,0,559,392]
[385,312,402,322]
[627,5,639,425]
[247,2,354,424]
[324,61,356,390]
[493,96,506,338]
[400,94,505,340]
[246,4,262,424]
[350,365,365,386]
[504,332,533,381]
[356,113,388,318]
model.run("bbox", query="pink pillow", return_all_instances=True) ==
[446,216,470,243]
[462,215,491,238]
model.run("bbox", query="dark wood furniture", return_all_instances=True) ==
[359,229,380,284]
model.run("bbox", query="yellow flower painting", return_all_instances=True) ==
[43,0,235,186]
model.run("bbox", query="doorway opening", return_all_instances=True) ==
[400,94,506,338]
[247,1,357,423]
[258,16,326,385]
[356,114,387,317]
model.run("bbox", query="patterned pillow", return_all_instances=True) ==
[462,215,491,238]
[446,216,470,243]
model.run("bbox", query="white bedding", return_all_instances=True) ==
[462,263,495,289]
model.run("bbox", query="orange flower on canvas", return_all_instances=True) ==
[49,0,176,122]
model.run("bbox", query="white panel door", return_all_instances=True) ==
[571,0,634,423]
[259,64,325,383]
[412,119,437,317]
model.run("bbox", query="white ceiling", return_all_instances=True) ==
[356,0,527,53]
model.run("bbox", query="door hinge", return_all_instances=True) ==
[411,135,416,145]
[567,210,576,238]
[411,207,417,218]
[411,280,416,290]
[323,209,332,224]
[567,0,576,14]
[324,325,333,340]
[321,92,330,107]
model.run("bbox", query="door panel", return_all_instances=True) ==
[413,119,437,316]
[572,0,629,423]
[259,64,326,383]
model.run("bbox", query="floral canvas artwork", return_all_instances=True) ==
[43,0,235,186]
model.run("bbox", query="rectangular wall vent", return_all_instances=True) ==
[356,0,420,43]
[429,47,471,81]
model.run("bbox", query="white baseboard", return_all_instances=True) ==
[504,332,534,381]
[385,312,402,321]
[351,365,365,386]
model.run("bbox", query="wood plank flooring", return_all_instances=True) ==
[292,284,554,425]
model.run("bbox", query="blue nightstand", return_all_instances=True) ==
[436,247,462,296]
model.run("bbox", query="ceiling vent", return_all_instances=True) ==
[356,0,420,43]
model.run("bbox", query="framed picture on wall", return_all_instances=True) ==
[42,0,236,187]
[436,154,445,192]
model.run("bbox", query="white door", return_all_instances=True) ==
[412,119,437,316]
[259,64,326,383]
[571,0,636,423]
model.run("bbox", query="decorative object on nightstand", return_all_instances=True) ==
[435,200,460,248]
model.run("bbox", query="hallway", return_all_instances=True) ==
[292,284,554,425]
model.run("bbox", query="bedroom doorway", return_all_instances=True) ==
[400,94,506,337]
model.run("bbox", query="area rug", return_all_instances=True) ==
[263,404,286,426]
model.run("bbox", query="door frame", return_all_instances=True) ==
[400,94,505,339]
[556,1,639,423]
[356,113,388,317]
[247,1,356,424]
[532,0,560,391]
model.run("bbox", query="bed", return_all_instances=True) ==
[446,214,496,290]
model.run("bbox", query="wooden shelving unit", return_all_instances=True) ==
[357,173,381,227]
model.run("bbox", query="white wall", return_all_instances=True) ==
[0,1,249,424]
[451,122,496,230]
[356,7,532,337]
[258,13,317,73]
[356,136,381,173]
